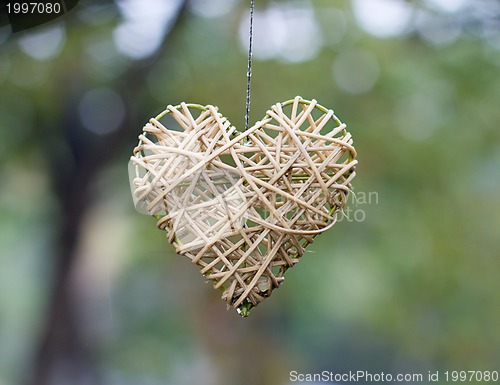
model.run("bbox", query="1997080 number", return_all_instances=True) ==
[6,2,62,14]
[445,371,499,382]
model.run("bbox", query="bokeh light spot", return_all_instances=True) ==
[417,11,462,46]
[239,2,322,63]
[332,49,379,94]
[317,7,347,47]
[395,80,454,141]
[352,0,413,38]
[0,26,11,45]
[187,0,238,18]
[78,88,125,135]
[83,33,130,81]
[424,0,469,13]
[18,24,66,61]
[113,0,182,60]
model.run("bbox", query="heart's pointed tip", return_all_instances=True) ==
[237,310,250,318]
[236,300,254,317]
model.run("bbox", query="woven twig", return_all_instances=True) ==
[130,96,357,315]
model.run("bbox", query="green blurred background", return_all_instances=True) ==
[1,0,499,384]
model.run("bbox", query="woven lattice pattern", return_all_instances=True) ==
[130,96,357,315]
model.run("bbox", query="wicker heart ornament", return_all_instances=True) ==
[130,96,357,315]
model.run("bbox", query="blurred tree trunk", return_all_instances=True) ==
[27,3,188,385]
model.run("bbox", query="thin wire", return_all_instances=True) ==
[245,0,255,132]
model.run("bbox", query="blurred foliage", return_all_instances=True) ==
[0,0,500,384]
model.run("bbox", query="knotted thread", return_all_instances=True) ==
[130,96,357,315]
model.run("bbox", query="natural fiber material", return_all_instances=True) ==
[130,96,357,315]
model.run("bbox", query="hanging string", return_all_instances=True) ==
[245,0,255,132]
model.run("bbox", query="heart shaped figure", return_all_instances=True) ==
[130,96,357,316]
